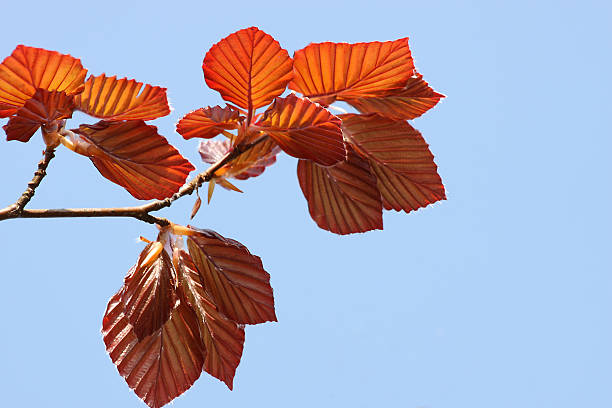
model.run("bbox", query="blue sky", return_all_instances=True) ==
[0,1,610,407]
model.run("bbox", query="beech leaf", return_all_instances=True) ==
[297,148,383,234]
[71,120,195,200]
[341,113,446,212]
[74,74,170,121]
[289,38,414,104]
[0,45,86,114]
[203,27,293,112]
[3,89,74,142]
[102,292,205,408]
[256,94,345,166]
[346,74,444,120]
[120,243,177,340]
[186,227,276,325]
[176,105,241,140]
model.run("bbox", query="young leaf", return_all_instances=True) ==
[102,292,205,408]
[346,74,444,120]
[0,45,86,113]
[198,138,280,180]
[120,243,177,340]
[289,38,414,104]
[191,195,202,219]
[186,227,276,325]
[341,113,446,212]
[3,89,74,142]
[297,148,383,234]
[256,94,345,166]
[176,105,241,140]
[175,250,245,389]
[202,27,293,113]
[70,120,195,200]
[74,74,170,121]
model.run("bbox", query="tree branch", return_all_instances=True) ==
[0,136,269,226]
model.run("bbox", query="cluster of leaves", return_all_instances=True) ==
[0,27,444,408]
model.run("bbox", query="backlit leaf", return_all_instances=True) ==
[198,137,280,180]
[203,27,293,112]
[289,38,414,104]
[175,250,245,389]
[102,292,204,408]
[176,105,241,140]
[346,74,444,120]
[75,74,170,121]
[3,89,74,142]
[341,113,445,212]
[297,148,383,234]
[0,45,86,112]
[256,94,345,166]
[120,243,177,340]
[186,227,276,325]
[71,120,194,200]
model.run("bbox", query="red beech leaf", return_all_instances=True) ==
[198,138,280,181]
[176,105,241,140]
[289,38,414,104]
[0,45,86,113]
[175,250,245,389]
[120,243,177,340]
[186,227,276,325]
[256,94,345,166]
[341,113,445,212]
[74,74,170,121]
[297,148,383,234]
[71,120,195,200]
[203,27,293,111]
[0,102,17,117]
[346,74,444,120]
[102,291,205,408]
[3,89,74,142]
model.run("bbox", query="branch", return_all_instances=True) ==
[0,136,269,226]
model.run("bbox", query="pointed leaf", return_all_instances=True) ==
[102,292,205,408]
[256,94,345,166]
[289,39,414,104]
[297,148,383,234]
[346,74,444,120]
[341,113,445,212]
[176,105,241,140]
[186,227,276,325]
[71,120,195,200]
[198,138,280,180]
[0,45,86,112]
[3,89,74,142]
[74,74,170,121]
[203,27,293,111]
[121,243,177,339]
[175,250,245,389]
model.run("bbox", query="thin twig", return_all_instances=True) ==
[0,136,269,225]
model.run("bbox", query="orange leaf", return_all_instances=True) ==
[341,113,445,212]
[120,243,177,340]
[71,120,194,200]
[203,27,293,112]
[186,227,276,325]
[297,148,383,234]
[0,45,86,112]
[3,89,74,142]
[256,94,345,166]
[289,38,414,104]
[102,291,205,408]
[0,102,16,118]
[176,105,241,140]
[175,249,245,389]
[198,137,280,181]
[74,74,170,121]
[346,74,444,120]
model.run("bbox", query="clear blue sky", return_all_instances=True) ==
[1,1,610,407]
